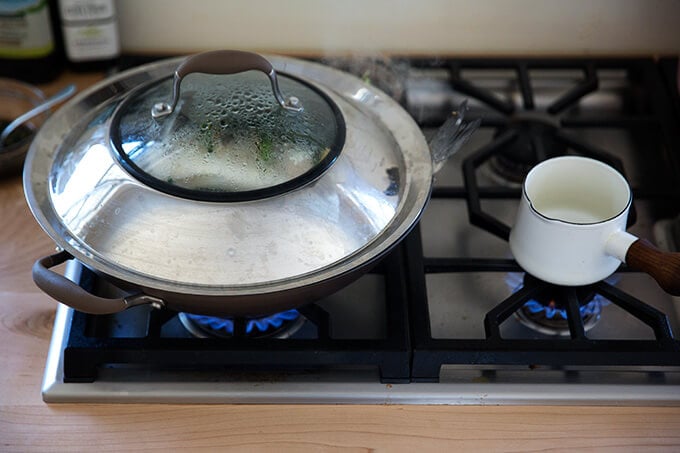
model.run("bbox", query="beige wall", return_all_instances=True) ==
[116,0,680,56]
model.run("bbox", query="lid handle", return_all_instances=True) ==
[151,50,303,119]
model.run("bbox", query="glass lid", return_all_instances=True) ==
[110,51,345,201]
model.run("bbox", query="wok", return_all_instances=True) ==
[26,51,478,316]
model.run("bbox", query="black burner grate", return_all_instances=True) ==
[408,57,680,382]
[407,225,680,382]
[62,247,412,383]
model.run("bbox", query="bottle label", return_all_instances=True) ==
[62,21,119,60]
[0,0,55,58]
[58,0,115,22]
[59,0,119,62]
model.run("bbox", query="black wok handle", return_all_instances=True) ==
[151,49,303,118]
[32,251,164,315]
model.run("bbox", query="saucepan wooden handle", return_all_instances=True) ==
[626,239,680,296]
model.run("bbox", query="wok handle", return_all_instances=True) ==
[151,50,303,118]
[32,251,165,315]
[626,239,680,296]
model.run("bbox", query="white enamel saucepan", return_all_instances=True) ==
[509,156,680,295]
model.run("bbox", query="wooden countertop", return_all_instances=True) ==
[2,72,680,451]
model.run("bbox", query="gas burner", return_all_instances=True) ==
[179,310,305,339]
[487,116,566,184]
[508,273,606,336]
[515,298,603,336]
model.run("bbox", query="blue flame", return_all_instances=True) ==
[184,309,300,335]
[505,272,610,319]
[523,298,603,320]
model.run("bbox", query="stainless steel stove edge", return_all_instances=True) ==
[42,305,680,406]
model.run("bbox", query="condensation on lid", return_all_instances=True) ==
[110,71,344,201]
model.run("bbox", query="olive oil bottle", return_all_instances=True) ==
[0,0,64,83]
[57,0,120,71]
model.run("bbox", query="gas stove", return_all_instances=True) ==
[42,56,680,404]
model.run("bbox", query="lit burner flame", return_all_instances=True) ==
[505,272,612,334]
[180,309,301,338]
[522,299,604,320]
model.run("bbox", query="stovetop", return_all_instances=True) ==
[42,56,680,404]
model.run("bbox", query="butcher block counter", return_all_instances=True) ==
[2,72,680,451]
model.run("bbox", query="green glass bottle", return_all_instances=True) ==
[0,0,63,83]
